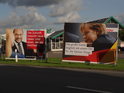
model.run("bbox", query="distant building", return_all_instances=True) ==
[47,30,64,51]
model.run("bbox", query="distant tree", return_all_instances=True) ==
[119,30,124,41]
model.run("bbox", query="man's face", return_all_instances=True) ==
[82,26,97,43]
[13,29,23,43]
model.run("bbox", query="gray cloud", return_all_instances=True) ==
[0,0,82,17]
[49,0,82,17]
[0,0,65,7]
[0,0,83,31]
[0,7,46,28]
[48,0,82,23]
[57,12,81,23]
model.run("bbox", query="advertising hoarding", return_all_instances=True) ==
[5,29,46,59]
[63,23,118,64]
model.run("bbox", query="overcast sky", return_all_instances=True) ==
[0,0,124,33]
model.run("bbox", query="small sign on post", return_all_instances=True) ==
[15,49,18,62]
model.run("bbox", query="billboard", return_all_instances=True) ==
[63,23,118,64]
[6,29,46,59]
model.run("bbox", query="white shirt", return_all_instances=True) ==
[14,41,25,55]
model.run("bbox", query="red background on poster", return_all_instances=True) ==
[27,31,45,49]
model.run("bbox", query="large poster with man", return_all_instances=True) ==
[6,29,46,59]
[63,23,118,64]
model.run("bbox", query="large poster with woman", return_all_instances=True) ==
[63,23,118,64]
[6,29,46,59]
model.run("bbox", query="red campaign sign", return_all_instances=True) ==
[27,31,45,49]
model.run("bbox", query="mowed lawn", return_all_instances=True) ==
[0,58,124,71]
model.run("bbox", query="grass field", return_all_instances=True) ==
[0,58,124,71]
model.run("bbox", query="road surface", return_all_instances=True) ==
[0,65,124,93]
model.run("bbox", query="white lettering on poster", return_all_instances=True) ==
[65,42,94,56]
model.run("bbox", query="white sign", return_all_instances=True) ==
[65,42,94,56]
[106,28,118,32]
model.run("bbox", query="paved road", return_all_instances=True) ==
[0,65,124,93]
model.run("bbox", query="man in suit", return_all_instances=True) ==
[10,29,35,58]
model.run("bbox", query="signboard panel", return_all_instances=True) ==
[5,29,46,59]
[63,23,118,64]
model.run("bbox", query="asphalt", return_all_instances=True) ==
[0,65,124,93]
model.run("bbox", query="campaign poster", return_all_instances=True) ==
[5,29,46,59]
[62,23,118,64]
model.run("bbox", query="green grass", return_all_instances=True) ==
[0,58,124,71]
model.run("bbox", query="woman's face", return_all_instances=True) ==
[82,25,98,43]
